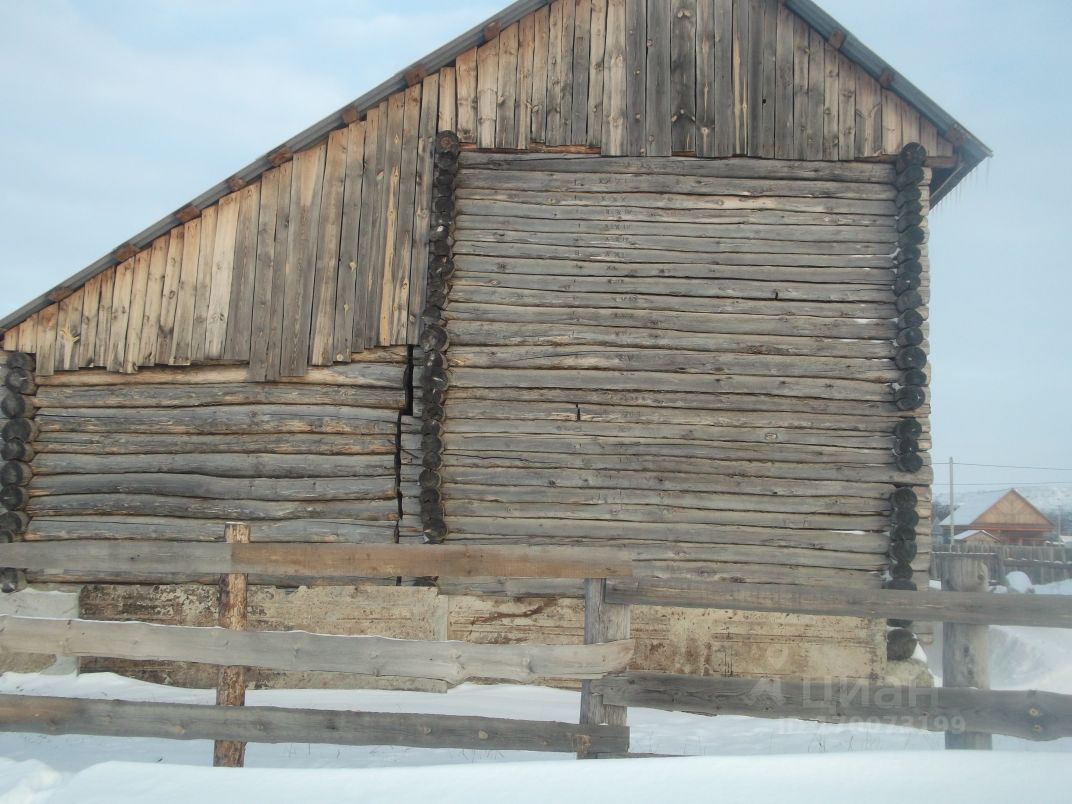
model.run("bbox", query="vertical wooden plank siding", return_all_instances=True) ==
[646,0,672,157]
[822,42,839,160]
[137,236,168,366]
[438,67,457,133]
[309,128,348,366]
[694,0,715,156]
[170,219,201,365]
[711,0,734,156]
[586,0,608,149]
[476,40,500,149]
[731,0,750,154]
[55,288,83,371]
[204,191,240,360]
[225,183,262,362]
[156,228,184,364]
[34,304,59,376]
[51,294,71,371]
[837,52,856,160]
[455,48,478,143]
[571,0,592,145]
[263,160,294,382]
[600,0,627,155]
[248,168,281,381]
[669,0,696,154]
[333,121,367,362]
[279,143,326,377]
[805,26,825,161]
[125,249,151,373]
[496,23,520,150]
[559,0,577,145]
[93,267,115,369]
[385,84,422,345]
[409,73,439,343]
[190,204,218,362]
[854,69,878,157]
[530,5,551,143]
[624,0,646,156]
[357,105,386,350]
[516,13,537,150]
[545,1,564,144]
[78,274,101,367]
[881,89,903,155]
[757,0,776,158]
[377,92,406,346]
[773,2,794,159]
[106,259,135,373]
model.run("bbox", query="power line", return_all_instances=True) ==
[938,481,1072,487]
[948,462,1072,472]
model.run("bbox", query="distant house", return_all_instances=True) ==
[940,490,1054,546]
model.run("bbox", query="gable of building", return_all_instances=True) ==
[1,0,987,379]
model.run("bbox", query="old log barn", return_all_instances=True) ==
[0,0,988,687]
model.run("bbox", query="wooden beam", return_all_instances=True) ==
[0,694,630,754]
[943,557,993,750]
[0,615,633,683]
[605,576,1072,628]
[0,541,634,579]
[214,522,249,768]
[592,673,1072,743]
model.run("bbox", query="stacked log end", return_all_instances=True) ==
[416,131,460,547]
[1,351,36,593]
[886,143,929,659]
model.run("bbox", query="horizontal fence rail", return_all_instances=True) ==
[0,616,634,684]
[0,541,634,580]
[591,672,1072,742]
[606,576,1072,628]
[0,694,630,755]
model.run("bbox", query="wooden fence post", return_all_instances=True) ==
[943,556,992,750]
[579,577,630,758]
[213,521,250,768]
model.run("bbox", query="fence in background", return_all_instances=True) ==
[932,543,1072,586]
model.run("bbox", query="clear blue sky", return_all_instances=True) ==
[1,1,1069,492]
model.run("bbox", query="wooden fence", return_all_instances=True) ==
[932,543,1072,586]
[2,530,1072,762]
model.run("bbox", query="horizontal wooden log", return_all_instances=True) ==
[31,453,395,478]
[26,495,398,521]
[456,198,894,227]
[439,450,931,484]
[33,383,405,410]
[34,433,396,456]
[25,517,395,543]
[454,229,893,257]
[446,368,893,402]
[605,576,1072,628]
[453,272,897,303]
[455,187,897,216]
[447,303,894,340]
[453,240,894,269]
[29,473,395,502]
[456,254,897,286]
[0,694,629,754]
[592,673,1072,742]
[454,215,895,244]
[0,541,634,579]
[442,386,928,418]
[446,319,902,358]
[0,616,633,683]
[35,360,406,387]
[457,169,896,200]
[446,346,897,383]
[37,405,397,435]
[460,153,896,183]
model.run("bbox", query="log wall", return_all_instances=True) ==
[2,0,956,377]
[405,152,933,589]
[19,351,408,567]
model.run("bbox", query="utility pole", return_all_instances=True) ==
[948,457,956,546]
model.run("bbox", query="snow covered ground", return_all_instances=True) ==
[2,581,1071,802]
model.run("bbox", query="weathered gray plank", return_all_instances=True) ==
[0,694,630,754]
